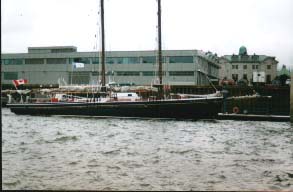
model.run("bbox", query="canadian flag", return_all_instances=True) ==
[12,79,28,87]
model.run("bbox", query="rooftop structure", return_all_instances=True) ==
[27,46,77,54]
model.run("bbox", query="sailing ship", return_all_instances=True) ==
[7,0,223,119]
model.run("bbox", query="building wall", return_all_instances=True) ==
[262,58,278,82]
[1,48,220,86]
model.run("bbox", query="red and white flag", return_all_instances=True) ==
[12,79,28,87]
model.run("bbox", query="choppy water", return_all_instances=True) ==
[2,108,293,190]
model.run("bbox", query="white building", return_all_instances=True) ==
[219,46,278,85]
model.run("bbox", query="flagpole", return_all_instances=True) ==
[13,83,18,90]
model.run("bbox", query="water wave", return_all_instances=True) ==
[54,136,79,142]
[2,108,292,191]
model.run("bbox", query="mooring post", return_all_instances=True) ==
[291,71,293,123]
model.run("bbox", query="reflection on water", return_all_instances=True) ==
[2,108,293,190]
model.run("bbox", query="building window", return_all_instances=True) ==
[92,57,99,64]
[141,56,166,64]
[169,56,193,63]
[169,71,194,76]
[116,57,126,64]
[2,59,23,65]
[232,65,238,69]
[116,71,140,76]
[106,57,115,64]
[243,65,247,70]
[267,65,271,69]
[128,57,140,64]
[92,72,99,76]
[252,65,259,70]
[142,71,166,76]
[142,71,155,76]
[232,74,238,82]
[51,48,75,53]
[243,74,247,80]
[4,72,18,80]
[117,57,140,64]
[25,59,44,64]
[47,58,67,64]
[142,56,156,64]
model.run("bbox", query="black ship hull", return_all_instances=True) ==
[7,97,222,119]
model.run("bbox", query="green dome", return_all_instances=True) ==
[239,46,247,55]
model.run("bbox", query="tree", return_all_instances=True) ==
[274,74,290,86]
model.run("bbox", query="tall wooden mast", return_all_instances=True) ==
[100,0,106,91]
[157,0,163,96]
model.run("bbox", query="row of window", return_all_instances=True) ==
[232,74,271,82]
[231,55,260,62]
[3,72,18,80]
[24,58,67,64]
[2,71,196,80]
[1,56,194,65]
[2,59,23,65]
[232,74,248,81]
[232,65,271,70]
[76,71,195,77]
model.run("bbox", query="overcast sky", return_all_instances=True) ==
[2,0,293,69]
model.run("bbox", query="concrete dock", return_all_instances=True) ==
[218,113,290,122]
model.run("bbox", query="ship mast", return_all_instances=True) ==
[100,0,106,92]
[157,0,163,97]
